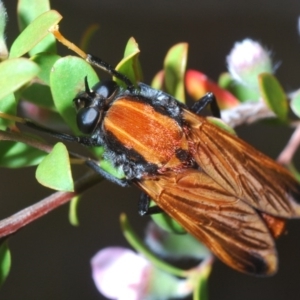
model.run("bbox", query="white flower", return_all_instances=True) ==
[227,39,273,88]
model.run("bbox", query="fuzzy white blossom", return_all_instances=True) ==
[227,39,273,88]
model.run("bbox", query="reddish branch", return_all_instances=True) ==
[277,125,300,165]
[0,172,102,238]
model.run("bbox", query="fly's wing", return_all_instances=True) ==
[137,169,277,276]
[183,110,300,218]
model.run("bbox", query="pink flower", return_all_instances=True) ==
[91,247,193,300]
[227,39,273,88]
[91,247,149,300]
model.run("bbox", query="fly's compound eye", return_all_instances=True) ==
[93,80,118,99]
[77,107,100,134]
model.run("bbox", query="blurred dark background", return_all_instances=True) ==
[1,0,300,299]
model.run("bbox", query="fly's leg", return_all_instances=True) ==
[0,112,129,187]
[138,193,162,216]
[190,92,221,118]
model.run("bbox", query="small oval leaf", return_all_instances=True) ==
[18,0,51,31]
[150,210,186,234]
[0,242,11,287]
[0,141,46,168]
[115,37,142,87]
[99,159,125,179]
[50,56,99,134]
[164,43,188,102]
[17,0,56,56]
[10,10,62,58]
[290,90,300,118]
[146,222,210,260]
[0,58,40,100]
[151,70,165,90]
[206,117,237,135]
[218,72,260,103]
[36,142,74,191]
[258,73,288,121]
[0,93,17,129]
[69,196,80,226]
[186,70,239,109]
[22,83,55,110]
[32,53,60,84]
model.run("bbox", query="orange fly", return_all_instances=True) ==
[4,28,300,276]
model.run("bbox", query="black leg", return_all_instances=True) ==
[85,159,129,187]
[23,118,103,146]
[24,120,80,143]
[138,192,162,216]
[16,117,129,187]
[86,54,135,93]
[190,92,221,118]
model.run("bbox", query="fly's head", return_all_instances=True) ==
[73,77,119,135]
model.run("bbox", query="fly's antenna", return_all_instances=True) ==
[49,25,135,92]
[84,76,92,95]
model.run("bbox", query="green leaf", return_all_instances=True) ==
[150,205,186,234]
[193,258,212,300]
[99,159,125,179]
[22,83,55,110]
[90,145,105,159]
[69,196,80,226]
[290,90,300,118]
[31,53,60,84]
[207,117,237,135]
[17,0,56,56]
[0,141,46,168]
[0,242,11,287]
[164,43,188,102]
[0,93,17,129]
[185,70,239,109]
[148,224,210,260]
[258,73,288,121]
[36,142,74,191]
[151,70,165,90]
[18,0,50,31]
[10,10,62,58]
[0,58,40,100]
[218,72,260,102]
[120,213,186,278]
[50,56,99,134]
[287,164,300,182]
[115,37,142,87]
[0,1,8,60]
